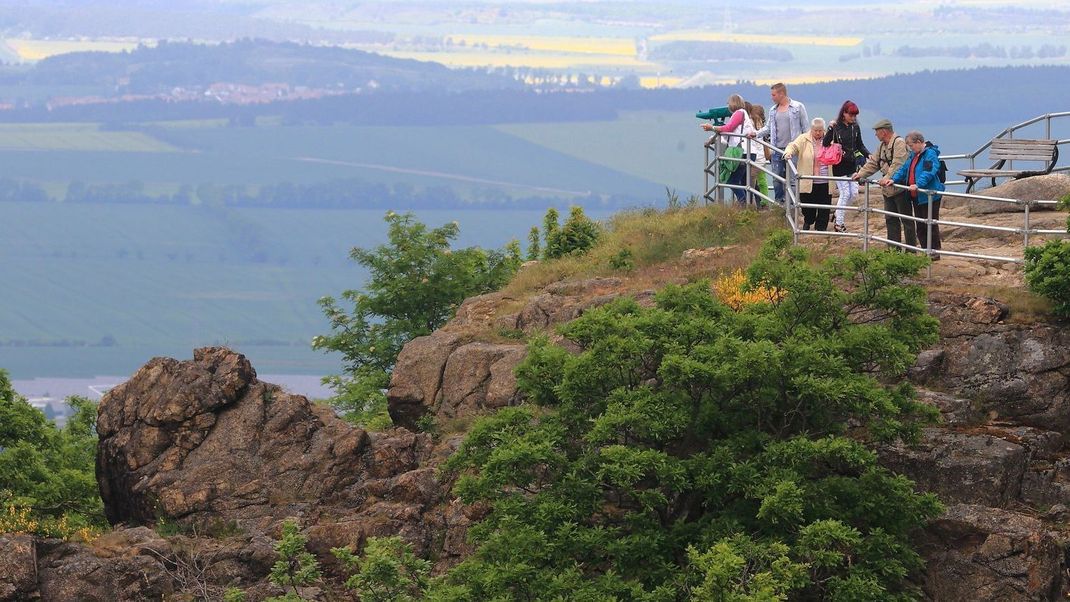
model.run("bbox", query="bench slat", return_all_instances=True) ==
[958,169,1031,177]
[991,139,1057,145]
[989,152,1060,161]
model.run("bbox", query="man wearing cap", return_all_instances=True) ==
[853,119,913,249]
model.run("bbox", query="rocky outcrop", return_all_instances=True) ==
[96,347,374,528]
[912,292,1070,431]
[0,535,36,601]
[387,276,642,430]
[919,504,1065,601]
[6,278,1070,600]
[944,173,1070,215]
[15,346,467,600]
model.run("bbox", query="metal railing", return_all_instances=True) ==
[703,128,1068,271]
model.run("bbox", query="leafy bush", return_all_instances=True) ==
[314,212,521,428]
[0,370,104,536]
[333,536,431,602]
[608,248,634,271]
[1023,194,1070,317]
[540,206,601,260]
[432,233,941,600]
[266,519,321,602]
[1024,241,1070,317]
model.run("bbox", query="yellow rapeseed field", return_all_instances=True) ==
[651,31,862,48]
[4,38,147,61]
[639,76,684,89]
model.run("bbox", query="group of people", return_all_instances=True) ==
[702,82,946,255]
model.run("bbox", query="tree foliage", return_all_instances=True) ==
[1023,194,1070,318]
[543,205,602,259]
[266,519,321,602]
[314,212,521,427]
[333,536,431,602]
[0,369,104,534]
[432,233,942,600]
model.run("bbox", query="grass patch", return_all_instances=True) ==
[503,204,785,299]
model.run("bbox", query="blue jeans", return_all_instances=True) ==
[770,151,787,204]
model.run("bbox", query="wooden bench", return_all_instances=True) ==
[958,138,1059,192]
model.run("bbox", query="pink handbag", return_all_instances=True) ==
[817,141,844,166]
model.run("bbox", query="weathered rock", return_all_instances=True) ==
[514,277,624,332]
[439,343,526,420]
[919,504,1065,601]
[956,173,1070,215]
[97,348,374,528]
[913,293,1070,431]
[879,428,1028,508]
[387,332,465,430]
[446,292,513,332]
[0,535,36,601]
[35,532,173,602]
[681,245,738,263]
[914,387,981,426]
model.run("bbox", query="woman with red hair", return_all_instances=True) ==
[823,100,870,232]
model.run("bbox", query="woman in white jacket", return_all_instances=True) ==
[783,117,833,231]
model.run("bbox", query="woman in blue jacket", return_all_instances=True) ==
[880,131,945,258]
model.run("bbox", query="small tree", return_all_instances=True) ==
[543,206,601,259]
[1024,194,1070,317]
[314,212,521,427]
[542,207,561,258]
[333,536,431,602]
[267,519,320,602]
[526,226,541,261]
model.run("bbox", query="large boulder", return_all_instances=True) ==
[913,293,1070,430]
[97,347,372,528]
[919,504,1066,601]
[0,535,36,601]
[953,173,1070,215]
[879,428,1028,508]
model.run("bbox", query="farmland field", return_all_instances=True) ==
[0,121,669,201]
[0,123,177,152]
[0,203,615,378]
[2,37,149,61]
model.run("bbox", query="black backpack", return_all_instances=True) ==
[924,141,948,183]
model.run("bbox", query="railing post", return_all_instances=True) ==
[926,189,934,277]
[862,182,870,252]
[745,136,752,208]
[714,136,725,206]
[704,141,710,206]
[1024,199,1031,250]
[790,161,800,243]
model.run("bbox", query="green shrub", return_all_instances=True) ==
[266,519,321,602]
[333,536,431,602]
[544,206,601,259]
[1024,240,1070,317]
[608,248,634,271]
[526,226,541,261]
[0,374,104,534]
[1023,194,1070,317]
[432,234,941,600]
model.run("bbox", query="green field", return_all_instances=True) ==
[0,202,615,378]
[0,120,672,201]
[0,123,177,152]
